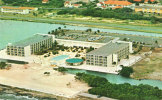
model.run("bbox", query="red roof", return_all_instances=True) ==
[73,4,79,6]
[102,6,106,8]
[20,7,36,10]
[113,6,123,9]
[65,1,70,4]
[100,2,104,4]
[104,0,132,6]
[42,0,48,3]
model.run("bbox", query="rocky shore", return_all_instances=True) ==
[0,84,61,100]
[0,84,96,100]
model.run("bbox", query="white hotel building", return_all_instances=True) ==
[1,6,38,14]
[5,34,133,67]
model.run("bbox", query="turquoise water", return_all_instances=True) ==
[1,20,162,49]
[66,58,83,63]
[66,69,162,89]
[51,55,69,61]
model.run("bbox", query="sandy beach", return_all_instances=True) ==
[0,63,90,98]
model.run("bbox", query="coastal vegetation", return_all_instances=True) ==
[2,0,64,8]
[160,0,162,4]
[57,8,160,23]
[119,66,134,77]
[0,0,3,5]
[75,72,162,100]
[57,67,68,73]
[0,62,7,69]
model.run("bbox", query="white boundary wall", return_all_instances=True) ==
[55,39,106,48]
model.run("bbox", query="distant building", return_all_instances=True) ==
[135,6,162,14]
[42,0,49,3]
[86,42,130,67]
[103,0,134,8]
[96,2,106,9]
[6,34,54,57]
[64,1,82,8]
[73,4,83,8]
[64,1,72,7]
[97,2,104,7]
[112,6,123,9]
[1,6,38,14]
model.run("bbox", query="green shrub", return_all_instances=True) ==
[75,73,162,100]
[119,66,133,77]
[0,62,7,69]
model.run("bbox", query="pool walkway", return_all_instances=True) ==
[59,63,121,74]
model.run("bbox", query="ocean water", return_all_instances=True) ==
[1,20,162,49]
[0,94,38,100]
[0,93,57,100]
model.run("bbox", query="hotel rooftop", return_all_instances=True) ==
[9,34,51,47]
[87,42,129,57]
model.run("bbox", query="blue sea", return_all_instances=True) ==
[0,94,38,100]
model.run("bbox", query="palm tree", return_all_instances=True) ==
[53,40,58,48]
[55,29,58,35]
[155,40,158,44]
[58,27,61,30]
[51,30,55,34]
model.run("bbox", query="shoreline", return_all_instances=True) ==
[131,76,162,82]
[0,63,90,99]
[0,15,162,34]
[66,67,162,82]
[0,84,60,100]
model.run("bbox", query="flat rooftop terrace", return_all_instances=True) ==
[56,29,115,43]
[100,33,162,45]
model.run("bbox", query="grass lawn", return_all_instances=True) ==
[131,48,162,81]
[0,0,3,5]
[160,0,162,4]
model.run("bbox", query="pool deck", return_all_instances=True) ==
[51,55,69,61]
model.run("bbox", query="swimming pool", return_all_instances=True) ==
[51,55,69,61]
[66,58,84,66]
[66,58,83,63]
